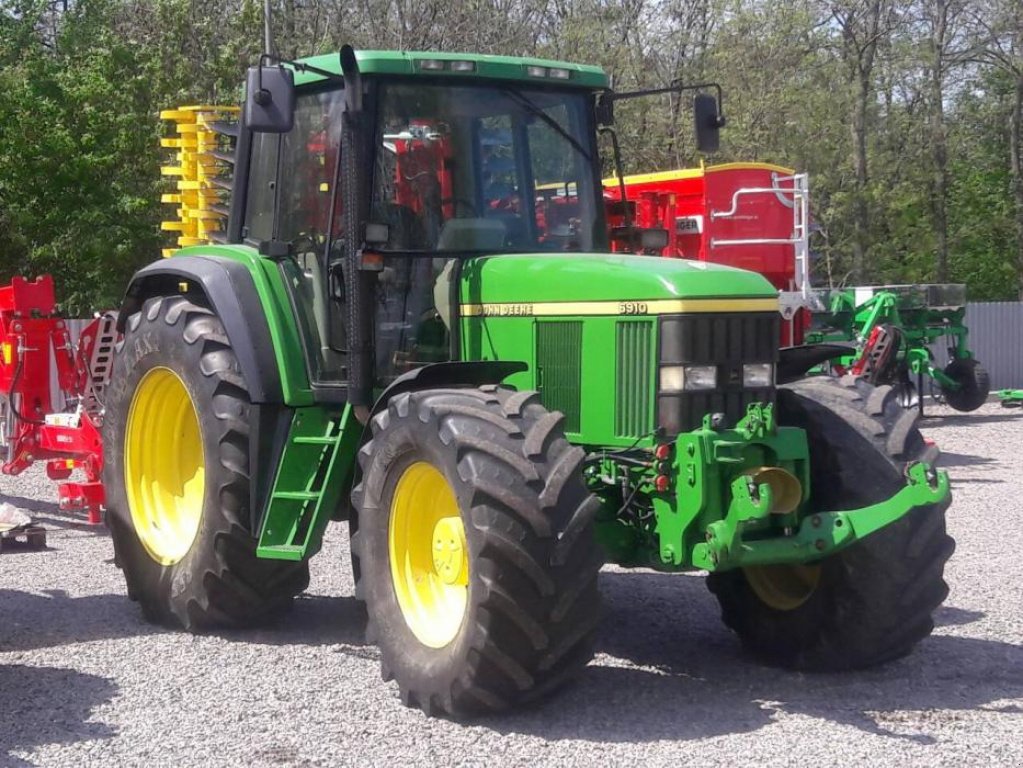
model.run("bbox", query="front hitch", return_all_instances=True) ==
[695,461,949,571]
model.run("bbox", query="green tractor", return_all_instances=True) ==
[806,284,990,412]
[103,47,954,717]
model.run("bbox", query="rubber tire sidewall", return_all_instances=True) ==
[358,424,477,689]
[103,298,274,627]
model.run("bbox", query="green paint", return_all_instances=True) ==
[590,402,949,573]
[461,312,657,448]
[998,389,1023,407]
[257,403,361,560]
[654,404,809,570]
[696,462,949,569]
[171,244,315,405]
[292,49,608,89]
[460,252,778,304]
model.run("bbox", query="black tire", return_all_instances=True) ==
[102,295,309,630]
[351,386,602,717]
[706,376,954,670]
[941,358,990,412]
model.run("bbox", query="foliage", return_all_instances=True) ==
[0,0,1020,311]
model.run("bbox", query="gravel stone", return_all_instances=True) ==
[1,400,1020,767]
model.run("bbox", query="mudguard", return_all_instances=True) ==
[777,343,855,384]
[117,255,282,402]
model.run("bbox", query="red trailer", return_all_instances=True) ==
[604,162,810,345]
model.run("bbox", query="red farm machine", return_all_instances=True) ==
[0,275,116,528]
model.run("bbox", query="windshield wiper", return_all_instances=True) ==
[499,88,592,162]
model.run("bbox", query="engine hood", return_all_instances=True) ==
[459,252,779,315]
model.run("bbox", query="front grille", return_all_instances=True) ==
[658,312,779,434]
[536,320,583,433]
[615,321,654,438]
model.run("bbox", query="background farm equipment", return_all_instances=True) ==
[604,163,811,345]
[0,275,116,524]
[806,284,990,412]
[999,389,1023,408]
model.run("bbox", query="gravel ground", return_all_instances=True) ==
[1,400,1021,767]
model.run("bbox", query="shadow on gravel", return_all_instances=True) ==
[933,605,985,627]
[219,595,372,653]
[0,589,162,652]
[0,663,116,765]
[0,492,111,536]
[487,570,1023,745]
[937,451,996,468]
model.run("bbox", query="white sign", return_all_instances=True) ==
[675,215,703,234]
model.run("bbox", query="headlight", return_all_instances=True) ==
[660,364,718,392]
[743,363,775,388]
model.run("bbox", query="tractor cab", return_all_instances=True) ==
[233,50,616,397]
[232,49,724,403]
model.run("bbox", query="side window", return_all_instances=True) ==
[277,91,345,244]
[528,104,584,248]
[243,132,278,242]
[479,116,529,249]
[271,89,348,387]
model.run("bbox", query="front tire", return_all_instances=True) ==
[352,386,602,717]
[707,376,954,670]
[103,295,309,629]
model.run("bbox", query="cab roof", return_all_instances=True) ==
[292,49,608,90]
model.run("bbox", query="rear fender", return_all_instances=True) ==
[777,343,855,385]
[118,255,282,403]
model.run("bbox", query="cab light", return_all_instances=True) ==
[449,60,476,72]
[419,59,446,71]
[547,67,572,80]
[526,65,548,78]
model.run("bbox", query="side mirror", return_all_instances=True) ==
[595,92,615,127]
[244,65,295,133]
[694,93,724,153]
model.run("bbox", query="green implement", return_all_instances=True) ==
[807,284,989,413]
[999,389,1023,408]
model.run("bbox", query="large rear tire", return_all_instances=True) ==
[102,295,309,629]
[940,358,989,412]
[707,376,954,670]
[352,386,602,717]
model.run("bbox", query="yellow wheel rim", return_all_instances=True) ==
[388,462,468,648]
[744,563,822,611]
[124,367,205,566]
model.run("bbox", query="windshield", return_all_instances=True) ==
[370,82,604,253]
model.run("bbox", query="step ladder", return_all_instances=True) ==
[256,406,359,561]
